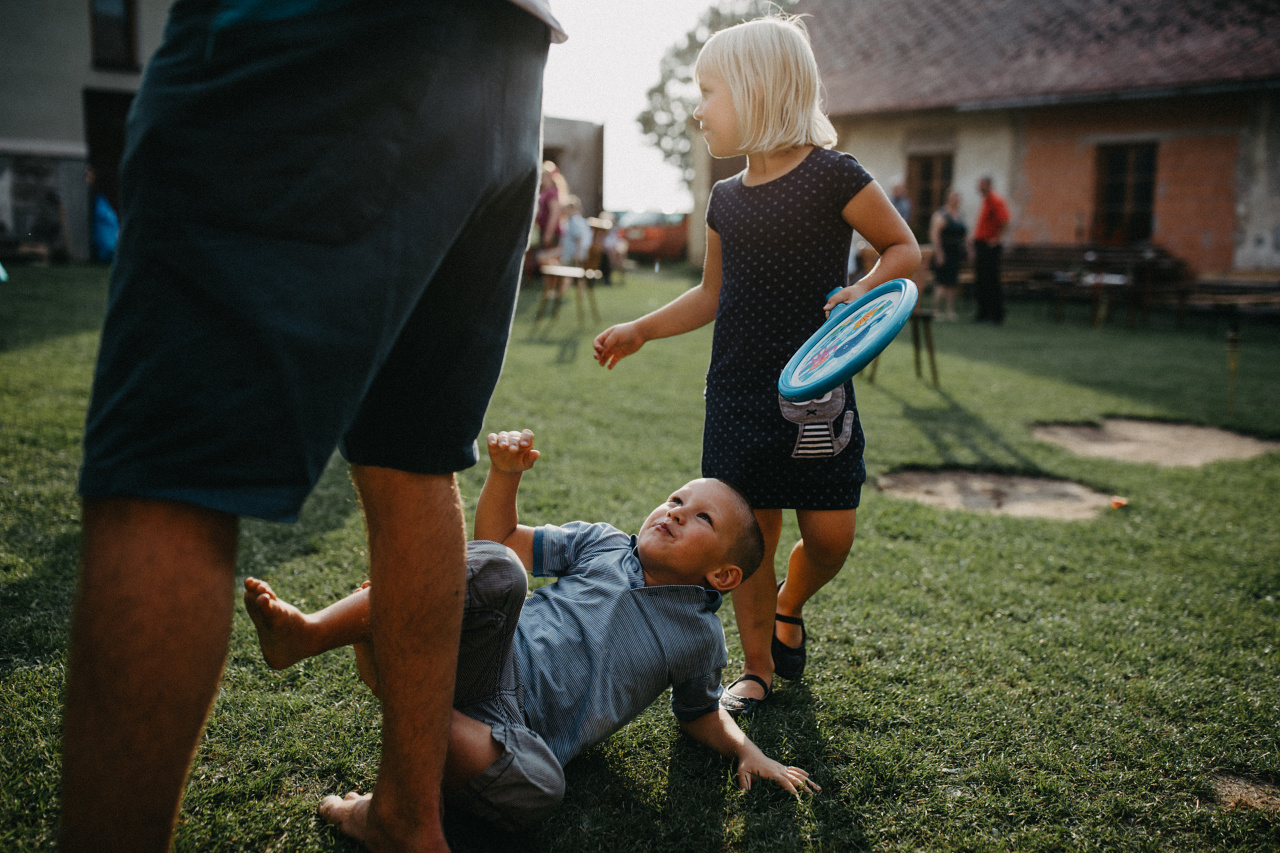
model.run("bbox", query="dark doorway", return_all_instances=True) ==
[83,88,134,212]
[906,153,953,243]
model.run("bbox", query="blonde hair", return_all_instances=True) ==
[695,15,838,155]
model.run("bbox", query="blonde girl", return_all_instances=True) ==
[593,15,919,715]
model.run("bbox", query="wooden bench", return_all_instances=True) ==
[996,243,1192,327]
[533,216,616,325]
[534,264,603,324]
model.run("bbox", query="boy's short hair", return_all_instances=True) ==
[695,15,838,155]
[715,479,766,579]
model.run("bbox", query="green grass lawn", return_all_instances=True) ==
[2,263,1279,851]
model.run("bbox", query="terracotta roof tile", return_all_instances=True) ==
[795,0,1280,115]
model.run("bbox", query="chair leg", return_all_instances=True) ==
[911,316,923,379]
[586,281,601,324]
[922,315,939,386]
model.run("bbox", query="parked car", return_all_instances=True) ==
[618,210,688,260]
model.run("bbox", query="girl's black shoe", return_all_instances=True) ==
[772,612,807,679]
[720,673,772,718]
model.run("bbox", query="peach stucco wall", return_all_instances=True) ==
[1014,96,1247,275]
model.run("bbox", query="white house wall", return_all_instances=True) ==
[0,0,168,153]
[833,110,1019,245]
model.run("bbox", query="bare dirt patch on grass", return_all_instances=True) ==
[1213,773,1280,812]
[876,470,1114,520]
[1033,418,1280,467]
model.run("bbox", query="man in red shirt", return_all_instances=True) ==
[970,176,1011,324]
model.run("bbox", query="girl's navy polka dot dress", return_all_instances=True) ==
[702,147,873,510]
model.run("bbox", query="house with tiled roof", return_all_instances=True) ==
[791,0,1280,276]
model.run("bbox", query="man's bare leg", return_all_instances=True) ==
[321,710,502,841]
[61,497,238,853]
[319,466,465,853]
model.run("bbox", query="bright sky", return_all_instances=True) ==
[541,0,715,214]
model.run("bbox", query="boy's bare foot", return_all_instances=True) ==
[320,790,448,852]
[242,577,312,670]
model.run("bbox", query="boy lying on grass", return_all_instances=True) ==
[244,428,818,835]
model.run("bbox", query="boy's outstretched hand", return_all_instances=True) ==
[735,752,821,795]
[680,709,820,798]
[487,429,540,474]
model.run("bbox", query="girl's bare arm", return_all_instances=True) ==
[827,181,922,310]
[593,228,723,369]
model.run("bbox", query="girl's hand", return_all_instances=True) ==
[735,754,821,795]
[592,321,645,369]
[486,429,539,474]
[822,285,861,317]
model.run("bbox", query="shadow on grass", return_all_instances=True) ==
[928,298,1280,437]
[873,384,1045,473]
[443,809,535,853]
[544,748,666,851]
[0,525,80,674]
[533,729,733,852]
[520,318,596,365]
[519,300,599,363]
[745,680,874,851]
[0,454,359,677]
[661,733,728,848]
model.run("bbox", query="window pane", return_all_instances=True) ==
[92,0,137,71]
[1093,143,1156,244]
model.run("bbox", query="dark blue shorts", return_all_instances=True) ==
[79,0,550,521]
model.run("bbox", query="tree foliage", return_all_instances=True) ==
[636,0,797,189]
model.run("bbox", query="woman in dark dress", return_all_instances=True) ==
[928,191,967,321]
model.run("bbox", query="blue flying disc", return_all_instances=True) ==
[778,278,918,402]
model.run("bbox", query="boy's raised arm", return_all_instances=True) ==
[474,429,539,569]
[679,708,820,795]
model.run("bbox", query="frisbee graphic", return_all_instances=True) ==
[778,278,918,402]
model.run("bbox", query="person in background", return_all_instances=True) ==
[558,195,593,267]
[928,191,967,321]
[891,182,912,226]
[87,166,119,263]
[534,160,568,253]
[970,175,1010,324]
[536,195,593,317]
[595,210,621,283]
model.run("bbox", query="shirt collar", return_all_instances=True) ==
[627,536,723,612]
